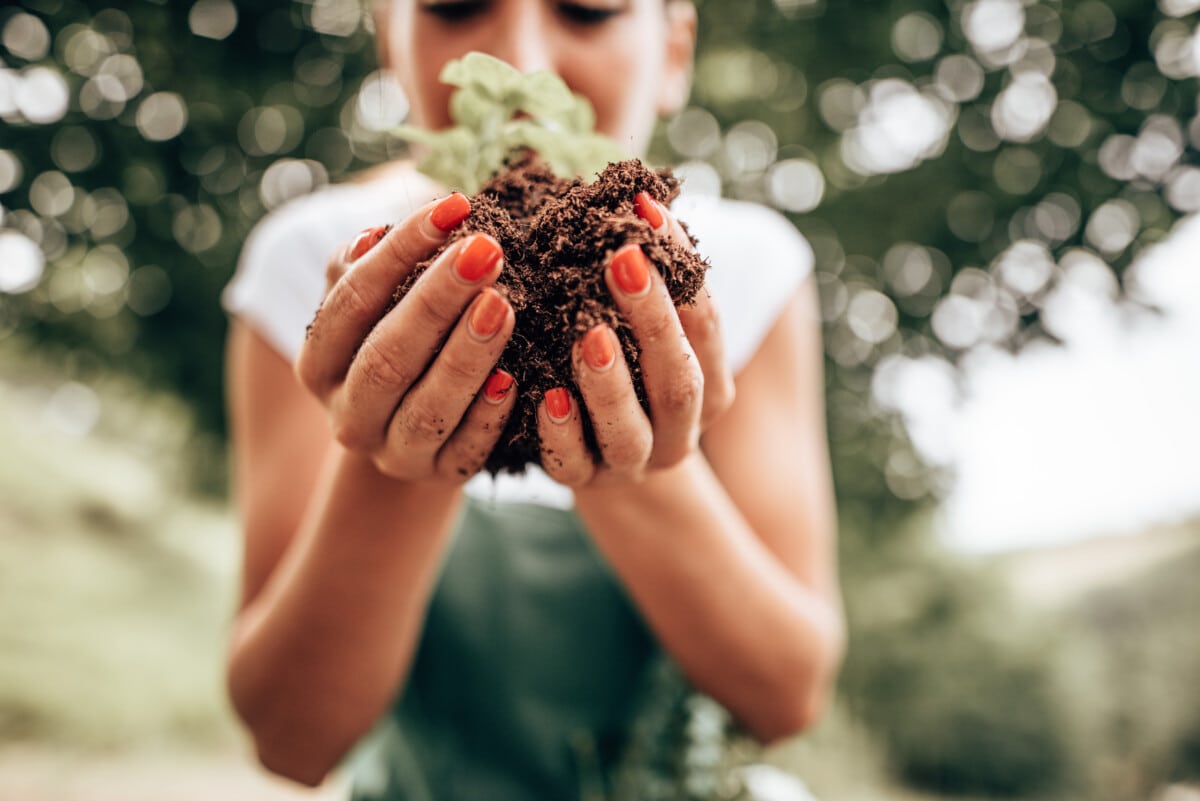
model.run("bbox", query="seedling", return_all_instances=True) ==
[394,52,626,193]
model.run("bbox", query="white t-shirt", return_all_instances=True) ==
[223,166,813,507]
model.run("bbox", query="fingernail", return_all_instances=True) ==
[468,288,508,341]
[545,388,571,422]
[634,192,666,232]
[349,225,390,262]
[431,193,471,232]
[483,370,515,403]
[610,244,650,296]
[456,235,503,283]
[582,326,615,371]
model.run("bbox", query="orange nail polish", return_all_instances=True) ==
[582,326,615,370]
[456,235,503,283]
[634,192,664,230]
[483,370,515,403]
[469,288,508,340]
[349,225,390,262]
[610,244,650,296]
[431,193,471,232]
[545,388,571,421]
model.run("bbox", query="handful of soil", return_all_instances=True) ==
[394,155,709,474]
[390,52,710,474]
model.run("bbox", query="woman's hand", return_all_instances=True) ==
[537,195,736,487]
[295,193,519,483]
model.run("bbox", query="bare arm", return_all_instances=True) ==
[535,199,844,738]
[572,280,844,743]
[225,195,520,785]
[225,323,464,786]
[534,198,843,741]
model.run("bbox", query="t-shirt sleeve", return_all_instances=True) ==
[671,196,815,374]
[222,191,357,364]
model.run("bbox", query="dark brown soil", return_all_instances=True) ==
[394,155,709,474]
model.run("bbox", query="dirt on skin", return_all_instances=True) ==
[394,156,709,474]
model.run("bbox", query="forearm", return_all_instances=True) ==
[227,447,463,784]
[572,455,843,743]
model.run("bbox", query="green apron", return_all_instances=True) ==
[350,498,662,801]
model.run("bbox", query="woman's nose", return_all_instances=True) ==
[490,1,556,75]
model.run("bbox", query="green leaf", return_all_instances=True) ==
[394,51,626,191]
[416,127,482,193]
[449,87,492,131]
[440,52,521,101]
[513,71,576,118]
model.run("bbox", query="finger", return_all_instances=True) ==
[336,224,392,289]
[606,245,703,468]
[537,388,596,487]
[333,235,504,452]
[676,285,735,429]
[308,225,390,342]
[323,225,384,296]
[296,192,471,399]
[435,369,518,482]
[377,286,513,477]
[635,196,731,429]
[573,325,653,479]
[634,192,692,252]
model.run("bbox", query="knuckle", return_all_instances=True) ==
[437,348,482,387]
[692,298,721,337]
[409,284,459,336]
[544,454,594,487]
[396,400,451,448]
[602,430,653,473]
[355,337,413,394]
[382,220,434,268]
[335,272,376,325]
[662,365,704,416]
[371,451,413,481]
[639,309,677,345]
[331,416,371,453]
[708,372,736,417]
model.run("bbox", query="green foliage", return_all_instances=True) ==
[840,544,1077,797]
[394,52,626,192]
[0,344,238,748]
[1056,539,1200,799]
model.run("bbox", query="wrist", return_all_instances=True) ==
[336,447,465,507]
[573,453,703,509]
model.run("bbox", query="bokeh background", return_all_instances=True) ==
[2,0,1199,799]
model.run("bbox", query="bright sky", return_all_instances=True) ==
[893,215,1200,553]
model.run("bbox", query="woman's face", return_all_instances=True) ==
[381,0,696,157]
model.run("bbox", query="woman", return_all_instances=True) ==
[222,1,845,798]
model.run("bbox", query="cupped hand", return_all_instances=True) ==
[296,194,519,483]
[537,194,736,487]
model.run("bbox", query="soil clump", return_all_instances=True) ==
[393,155,709,474]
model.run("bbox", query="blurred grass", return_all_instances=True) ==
[0,340,241,751]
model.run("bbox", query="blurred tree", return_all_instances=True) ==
[685,0,1200,531]
[839,542,1079,796]
[0,0,380,445]
[1063,541,1200,800]
[3,0,1197,493]
[3,0,1200,794]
